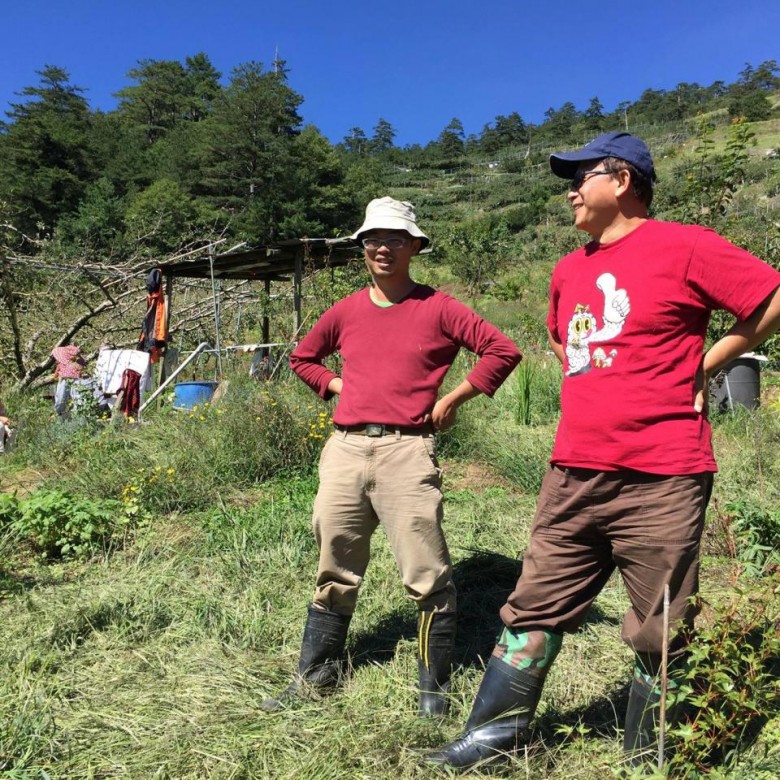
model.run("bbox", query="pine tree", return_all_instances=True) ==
[195,61,304,241]
[0,66,95,236]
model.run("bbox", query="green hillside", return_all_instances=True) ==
[0,61,779,780]
[2,60,780,387]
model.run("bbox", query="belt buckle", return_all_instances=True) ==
[365,424,385,437]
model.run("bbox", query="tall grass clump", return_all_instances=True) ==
[711,406,780,503]
[438,399,555,493]
[513,353,561,426]
[5,370,332,516]
[516,358,536,425]
[438,351,559,493]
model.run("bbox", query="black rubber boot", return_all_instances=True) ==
[622,675,675,770]
[417,610,457,717]
[260,605,351,712]
[425,656,546,770]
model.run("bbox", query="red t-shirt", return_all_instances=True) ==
[290,285,521,427]
[548,219,780,474]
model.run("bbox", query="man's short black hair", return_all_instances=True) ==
[601,157,654,208]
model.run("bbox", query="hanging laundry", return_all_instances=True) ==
[138,267,168,364]
[117,369,142,418]
[51,344,102,417]
[95,349,151,396]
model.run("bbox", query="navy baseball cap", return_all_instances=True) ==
[549,131,657,181]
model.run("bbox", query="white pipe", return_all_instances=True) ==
[138,341,212,417]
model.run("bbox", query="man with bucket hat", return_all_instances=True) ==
[261,196,521,716]
[428,132,780,770]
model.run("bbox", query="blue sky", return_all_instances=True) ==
[2,0,778,146]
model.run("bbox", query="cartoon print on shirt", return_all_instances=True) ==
[565,272,630,376]
[592,347,617,368]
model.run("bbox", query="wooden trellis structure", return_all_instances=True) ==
[157,237,361,369]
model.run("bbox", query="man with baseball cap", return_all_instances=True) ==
[261,196,521,716]
[428,132,780,769]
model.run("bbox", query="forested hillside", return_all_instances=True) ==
[1,56,780,780]
[2,57,780,390]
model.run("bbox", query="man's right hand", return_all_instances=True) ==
[327,377,343,395]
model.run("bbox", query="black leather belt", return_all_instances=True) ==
[334,423,434,437]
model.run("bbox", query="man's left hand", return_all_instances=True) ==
[425,381,481,431]
[428,397,458,432]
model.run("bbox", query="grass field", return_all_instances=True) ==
[1,365,779,779]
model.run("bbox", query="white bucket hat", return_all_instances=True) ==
[349,196,430,249]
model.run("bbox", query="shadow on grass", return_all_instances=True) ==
[454,549,621,666]
[538,679,630,744]
[0,570,39,597]
[350,612,416,669]
[350,549,619,672]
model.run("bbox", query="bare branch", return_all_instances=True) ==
[1,259,25,377]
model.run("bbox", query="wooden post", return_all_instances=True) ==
[262,277,271,361]
[658,584,670,771]
[208,245,223,378]
[293,250,303,335]
[158,272,174,386]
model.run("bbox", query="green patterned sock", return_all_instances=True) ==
[634,660,679,695]
[493,627,563,671]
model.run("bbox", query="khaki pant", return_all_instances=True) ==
[500,466,713,659]
[312,430,456,615]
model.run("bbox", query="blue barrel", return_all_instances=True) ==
[173,381,219,410]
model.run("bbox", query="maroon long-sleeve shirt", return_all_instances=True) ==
[290,285,521,427]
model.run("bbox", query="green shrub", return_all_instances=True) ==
[724,499,780,576]
[0,492,20,527]
[668,580,780,777]
[12,488,126,558]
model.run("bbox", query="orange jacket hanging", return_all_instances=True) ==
[138,268,168,363]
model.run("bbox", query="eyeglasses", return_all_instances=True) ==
[362,237,409,250]
[569,169,613,192]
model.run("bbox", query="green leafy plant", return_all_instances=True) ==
[723,499,780,576]
[0,492,20,527]
[12,489,124,558]
[668,581,780,777]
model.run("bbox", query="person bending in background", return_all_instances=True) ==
[0,393,12,455]
[428,132,780,770]
[261,197,521,717]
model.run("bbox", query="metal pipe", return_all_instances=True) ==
[208,245,223,378]
[138,341,212,417]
